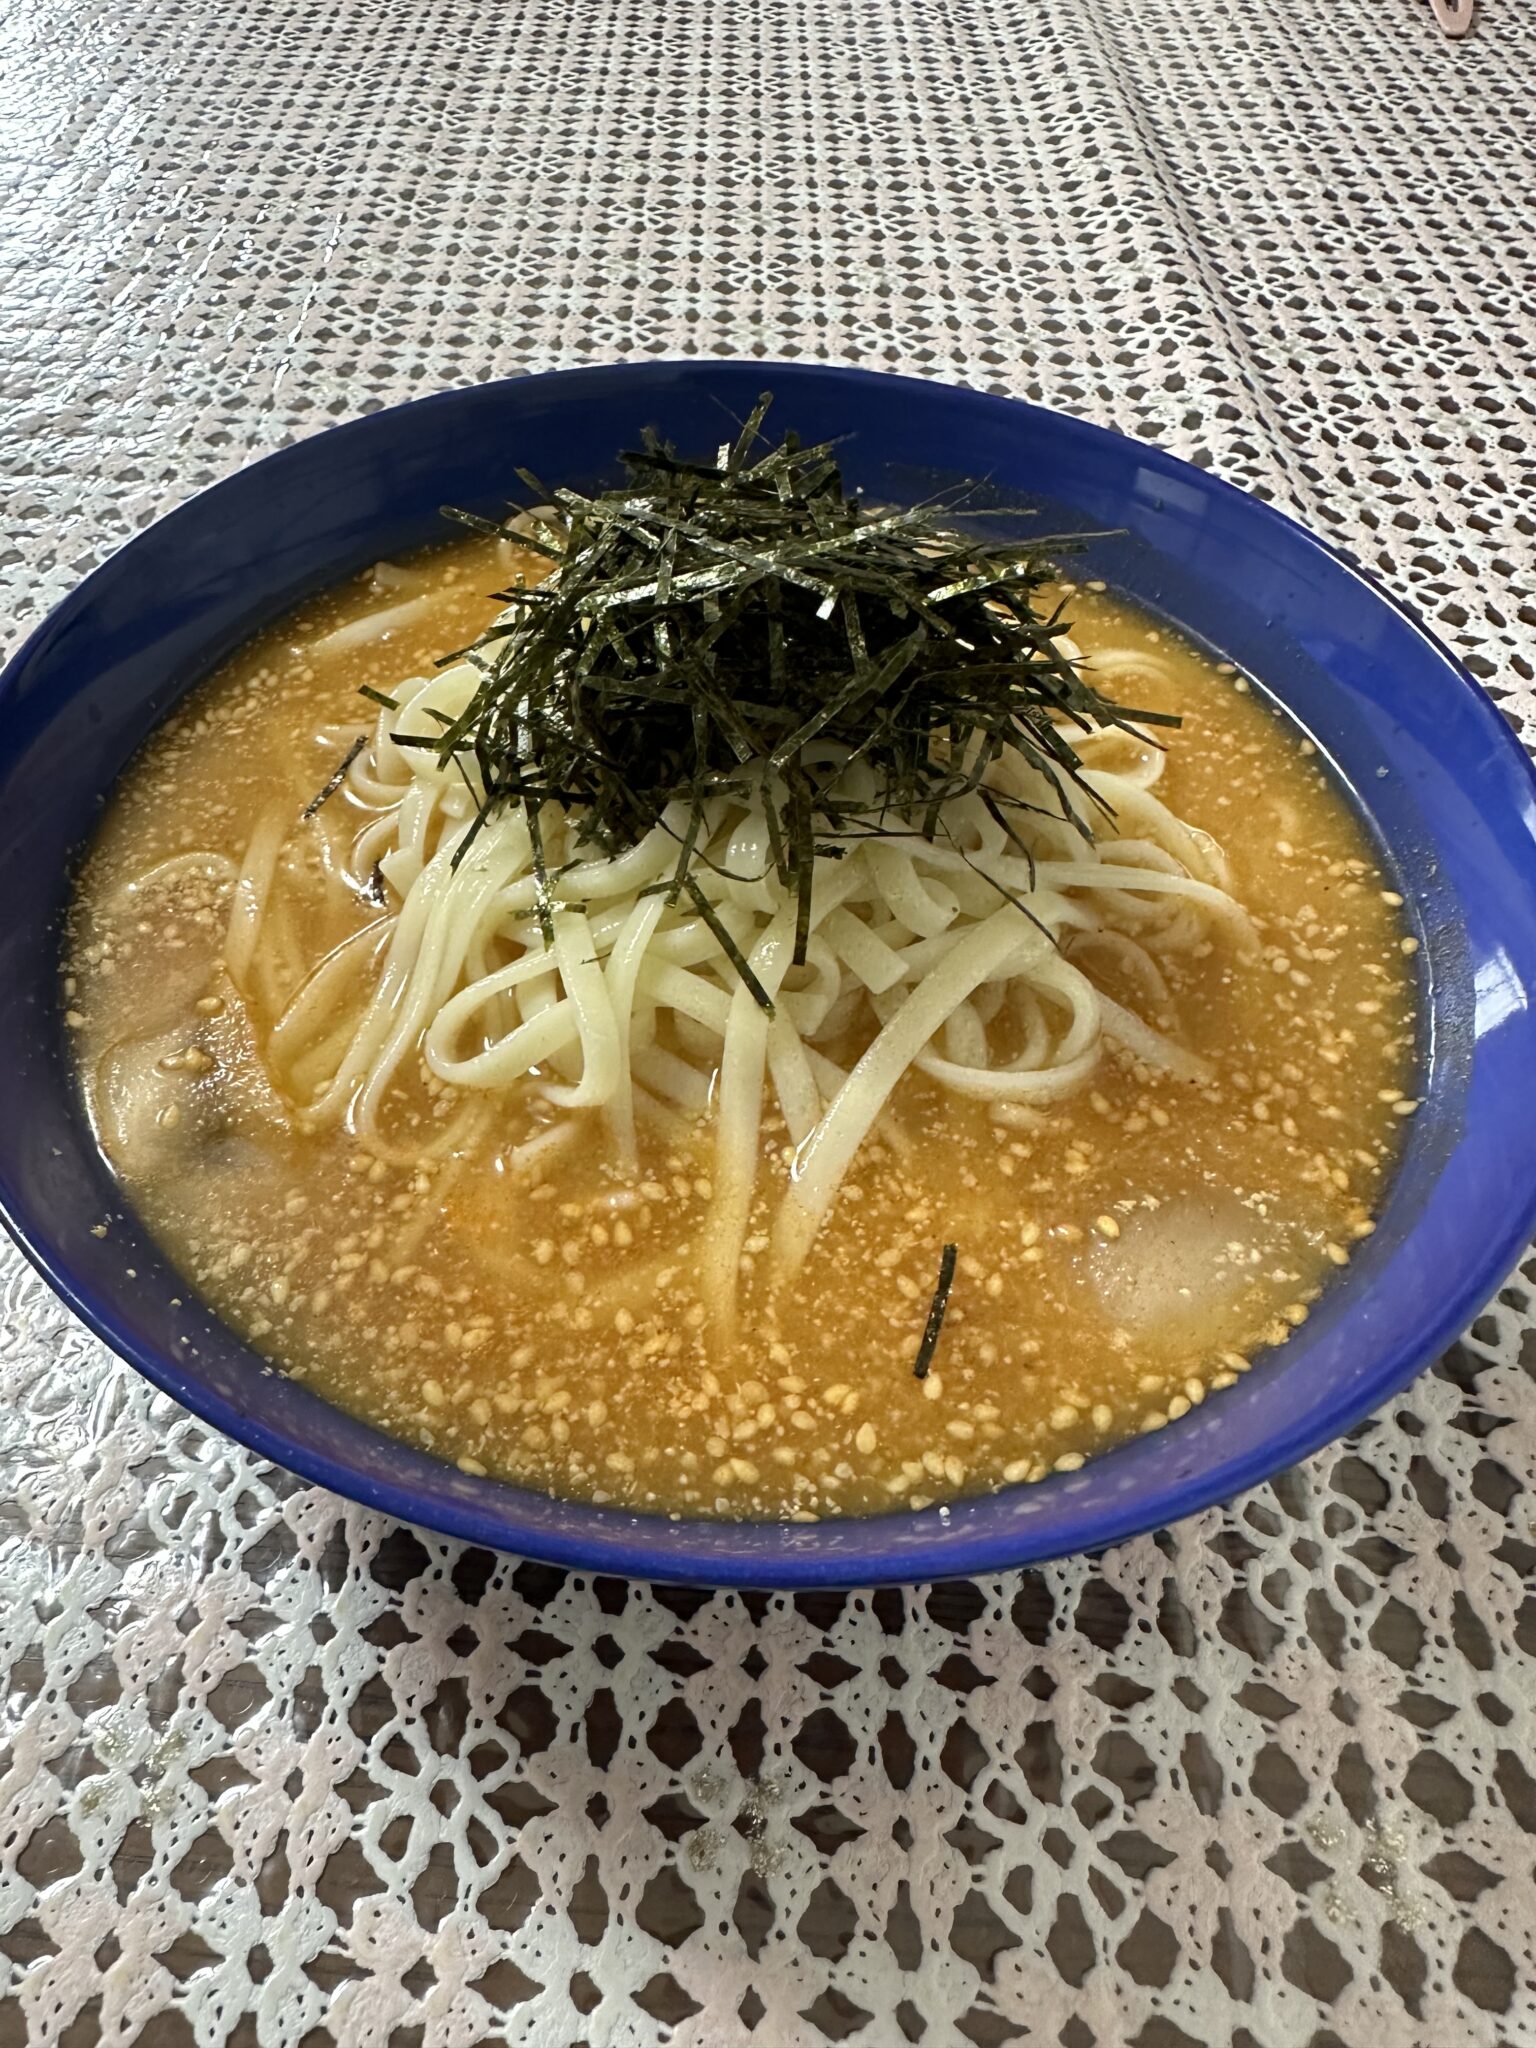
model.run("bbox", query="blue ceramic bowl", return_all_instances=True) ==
[3,362,1535,1587]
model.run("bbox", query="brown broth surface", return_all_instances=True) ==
[66,538,1418,1519]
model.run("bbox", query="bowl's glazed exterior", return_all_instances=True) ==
[3,360,1535,1585]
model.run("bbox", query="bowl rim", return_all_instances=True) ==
[3,357,1536,1587]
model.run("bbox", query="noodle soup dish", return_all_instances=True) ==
[63,403,1421,1524]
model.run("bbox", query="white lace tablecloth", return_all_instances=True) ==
[2,1,1534,2042]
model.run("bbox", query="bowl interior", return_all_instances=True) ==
[3,360,1535,1586]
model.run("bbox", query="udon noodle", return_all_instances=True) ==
[238,635,1252,1335]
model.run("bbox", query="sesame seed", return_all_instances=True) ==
[1095,1214,1120,1240]
[855,1422,877,1455]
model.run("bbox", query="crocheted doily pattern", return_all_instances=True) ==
[1,1,1532,2040]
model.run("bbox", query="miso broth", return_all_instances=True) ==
[66,536,1417,1520]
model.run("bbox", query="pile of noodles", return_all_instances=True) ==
[227,642,1254,1330]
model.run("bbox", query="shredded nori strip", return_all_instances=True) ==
[913,1241,958,1380]
[682,875,776,1015]
[303,734,366,819]
[401,395,1176,995]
